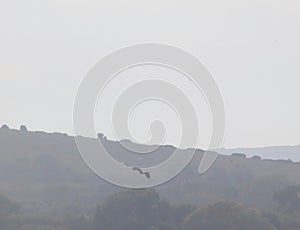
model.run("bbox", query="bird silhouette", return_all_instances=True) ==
[132,167,151,179]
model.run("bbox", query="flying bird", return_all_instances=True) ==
[132,167,151,179]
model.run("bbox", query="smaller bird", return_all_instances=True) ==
[132,167,151,179]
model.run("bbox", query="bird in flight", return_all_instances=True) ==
[132,167,151,179]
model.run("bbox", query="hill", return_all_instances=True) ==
[0,126,300,218]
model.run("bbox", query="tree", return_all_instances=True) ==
[0,195,20,218]
[93,189,194,230]
[0,195,20,229]
[183,201,277,230]
[273,186,300,229]
[0,124,9,130]
[20,125,28,132]
[273,185,300,214]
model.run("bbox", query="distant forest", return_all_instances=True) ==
[0,126,300,229]
[1,187,300,230]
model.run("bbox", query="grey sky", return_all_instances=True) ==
[0,0,299,148]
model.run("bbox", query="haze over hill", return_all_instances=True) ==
[0,125,300,229]
[1,1,300,229]
[220,145,300,162]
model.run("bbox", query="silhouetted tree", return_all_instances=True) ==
[0,124,9,130]
[20,125,28,132]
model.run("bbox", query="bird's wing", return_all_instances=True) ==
[132,167,143,174]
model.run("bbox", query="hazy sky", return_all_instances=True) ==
[0,0,299,148]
